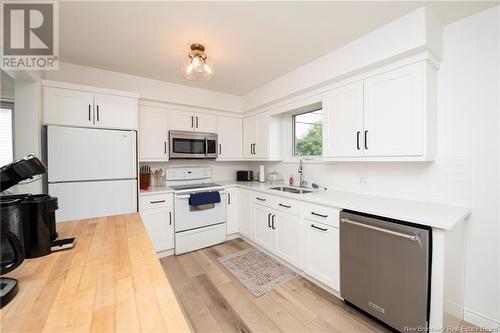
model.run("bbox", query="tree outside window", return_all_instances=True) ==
[293,109,322,156]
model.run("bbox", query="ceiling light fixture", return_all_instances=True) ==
[181,43,214,81]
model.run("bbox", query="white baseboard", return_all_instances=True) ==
[156,248,174,258]
[464,308,500,330]
[226,233,240,240]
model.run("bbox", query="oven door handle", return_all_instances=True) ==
[175,191,225,199]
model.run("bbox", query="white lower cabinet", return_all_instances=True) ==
[139,193,174,253]
[274,211,302,269]
[253,203,275,251]
[304,220,340,291]
[237,188,253,239]
[226,187,239,235]
[252,200,302,268]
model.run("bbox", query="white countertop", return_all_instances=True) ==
[217,180,471,230]
[139,186,173,196]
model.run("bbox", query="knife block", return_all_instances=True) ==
[139,174,150,190]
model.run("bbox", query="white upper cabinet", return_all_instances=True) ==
[139,106,169,161]
[170,110,217,133]
[363,62,425,157]
[43,82,139,130]
[243,115,257,158]
[43,87,95,128]
[243,113,281,160]
[170,110,195,131]
[322,61,435,161]
[217,116,243,160]
[93,94,138,130]
[322,82,364,158]
[195,113,217,132]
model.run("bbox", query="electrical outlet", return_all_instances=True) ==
[359,176,367,185]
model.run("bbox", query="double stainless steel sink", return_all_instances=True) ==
[270,186,313,194]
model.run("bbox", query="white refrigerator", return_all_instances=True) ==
[47,126,137,222]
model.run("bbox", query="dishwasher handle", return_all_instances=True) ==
[341,217,419,242]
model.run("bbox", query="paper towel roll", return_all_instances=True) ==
[259,165,265,183]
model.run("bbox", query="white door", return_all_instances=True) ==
[47,126,136,182]
[139,106,169,161]
[363,62,425,157]
[243,116,256,158]
[217,116,243,159]
[238,188,252,239]
[323,82,364,157]
[170,110,195,131]
[140,207,174,252]
[94,93,138,130]
[254,113,269,159]
[226,187,238,235]
[253,204,275,251]
[274,211,302,268]
[49,179,137,222]
[195,113,217,133]
[43,87,94,127]
[304,221,340,291]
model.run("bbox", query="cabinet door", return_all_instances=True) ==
[254,113,269,159]
[43,87,94,127]
[140,207,174,252]
[304,221,339,291]
[363,62,424,157]
[170,110,195,131]
[94,93,138,130]
[217,116,243,159]
[275,211,302,268]
[238,189,253,239]
[226,187,239,235]
[243,116,256,158]
[323,82,364,157]
[195,113,217,133]
[139,106,169,161]
[253,204,275,251]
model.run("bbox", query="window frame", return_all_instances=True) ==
[292,106,323,158]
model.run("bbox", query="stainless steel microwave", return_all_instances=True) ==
[169,130,218,159]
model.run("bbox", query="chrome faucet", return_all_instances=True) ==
[298,156,308,187]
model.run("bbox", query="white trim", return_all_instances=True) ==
[41,79,140,98]
[139,98,243,118]
[156,248,175,258]
[463,308,500,330]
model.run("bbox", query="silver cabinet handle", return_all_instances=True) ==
[341,218,418,242]
[150,200,166,204]
[311,211,328,218]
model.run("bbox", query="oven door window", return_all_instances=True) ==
[172,138,205,154]
[206,140,216,154]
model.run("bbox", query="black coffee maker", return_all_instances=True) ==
[0,154,59,308]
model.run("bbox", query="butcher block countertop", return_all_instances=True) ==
[0,213,191,333]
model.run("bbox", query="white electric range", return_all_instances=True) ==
[165,166,226,254]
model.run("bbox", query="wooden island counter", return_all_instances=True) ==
[0,213,191,333]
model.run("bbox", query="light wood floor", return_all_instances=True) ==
[160,238,391,333]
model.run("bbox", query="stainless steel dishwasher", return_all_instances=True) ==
[340,210,432,332]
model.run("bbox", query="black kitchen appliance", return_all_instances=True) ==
[236,170,253,182]
[0,229,24,308]
[0,154,59,258]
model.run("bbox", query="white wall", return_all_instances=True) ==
[141,160,250,183]
[251,5,500,328]
[44,62,242,113]
[242,7,443,112]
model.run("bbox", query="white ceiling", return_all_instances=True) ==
[59,1,497,96]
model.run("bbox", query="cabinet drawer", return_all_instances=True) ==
[252,192,271,206]
[270,196,301,216]
[140,194,173,210]
[303,202,340,228]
